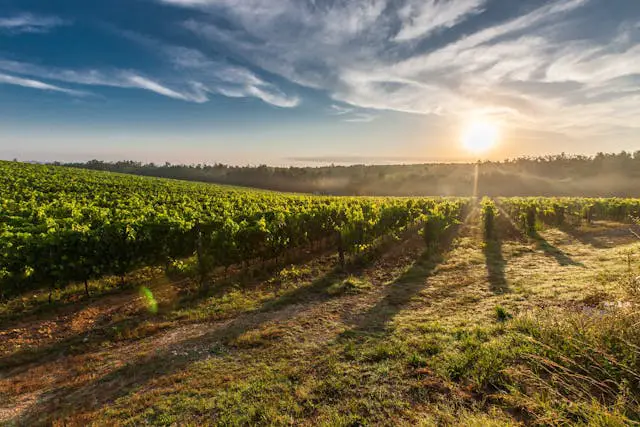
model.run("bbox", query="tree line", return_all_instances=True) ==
[58,151,640,197]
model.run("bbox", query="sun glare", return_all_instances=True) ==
[461,120,499,154]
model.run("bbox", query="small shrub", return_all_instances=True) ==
[525,205,537,236]
[416,337,442,356]
[494,305,511,322]
[481,198,498,241]
[422,215,445,248]
[554,203,566,226]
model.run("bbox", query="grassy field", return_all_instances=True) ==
[1,207,639,426]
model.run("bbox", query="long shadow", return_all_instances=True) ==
[0,280,142,330]
[9,232,422,425]
[483,237,508,295]
[559,224,613,249]
[532,232,585,267]
[0,246,346,370]
[10,273,342,425]
[558,222,638,250]
[0,240,339,331]
[0,314,161,371]
[1,231,417,373]
[0,252,341,372]
[347,222,463,333]
[482,206,520,295]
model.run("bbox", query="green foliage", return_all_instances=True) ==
[481,198,498,240]
[525,205,537,236]
[500,197,640,230]
[438,327,520,389]
[420,201,464,249]
[0,161,468,300]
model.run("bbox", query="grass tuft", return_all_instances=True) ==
[494,305,512,322]
[327,276,373,296]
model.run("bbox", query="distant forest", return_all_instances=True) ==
[61,151,640,197]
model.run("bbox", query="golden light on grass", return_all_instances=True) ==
[461,119,500,154]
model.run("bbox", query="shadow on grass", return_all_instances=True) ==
[557,222,636,249]
[483,237,508,295]
[0,236,346,332]
[559,224,613,249]
[532,232,585,267]
[0,314,167,371]
[0,278,144,330]
[0,246,346,371]
[8,232,423,426]
[8,276,341,424]
[347,222,463,333]
[1,231,416,373]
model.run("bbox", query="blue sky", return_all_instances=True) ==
[0,0,639,165]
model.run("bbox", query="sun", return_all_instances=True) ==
[461,119,500,154]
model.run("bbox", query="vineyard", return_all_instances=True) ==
[0,161,466,300]
[2,161,640,425]
[4,160,639,302]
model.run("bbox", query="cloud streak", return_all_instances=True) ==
[0,60,206,102]
[0,13,67,34]
[0,72,86,96]
[124,74,209,103]
[0,47,298,107]
[164,45,299,107]
[394,0,486,41]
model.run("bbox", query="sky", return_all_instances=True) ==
[0,0,639,165]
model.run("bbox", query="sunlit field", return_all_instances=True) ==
[1,162,639,425]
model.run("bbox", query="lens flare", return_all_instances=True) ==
[140,286,158,314]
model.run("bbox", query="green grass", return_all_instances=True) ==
[326,276,373,296]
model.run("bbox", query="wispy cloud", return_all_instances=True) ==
[103,30,300,107]
[124,74,209,103]
[343,113,377,123]
[164,45,299,107]
[0,17,299,107]
[0,49,298,107]
[329,104,354,115]
[0,59,206,102]
[0,72,86,96]
[0,13,67,34]
[394,0,486,42]
[329,104,376,123]
[164,0,640,139]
